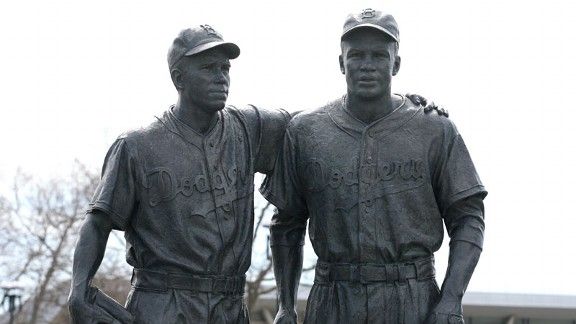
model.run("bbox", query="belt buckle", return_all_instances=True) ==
[396,264,407,284]
[212,277,227,295]
[385,264,402,283]
[351,265,367,284]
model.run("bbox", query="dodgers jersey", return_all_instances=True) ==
[261,95,486,263]
[88,105,290,275]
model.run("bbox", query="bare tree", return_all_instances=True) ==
[0,162,129,324]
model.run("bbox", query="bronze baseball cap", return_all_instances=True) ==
[342,8,399,42]
[167,25,240,68]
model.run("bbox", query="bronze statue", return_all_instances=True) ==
[263,9,486,324]
[68,25,290,323]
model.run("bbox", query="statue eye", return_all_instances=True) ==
[348,52,361,58]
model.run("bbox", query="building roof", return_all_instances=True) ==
[257,287,576,320]
[463,291,576,319]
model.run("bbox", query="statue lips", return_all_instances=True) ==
[357,76,379,87]
[208,89,228,100]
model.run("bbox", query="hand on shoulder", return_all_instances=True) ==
[406,93,449,117]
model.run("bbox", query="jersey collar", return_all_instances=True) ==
[157,106,225,150]
[328,94,421,139]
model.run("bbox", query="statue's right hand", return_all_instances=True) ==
[273,307,298,324]
[68,290,118,324]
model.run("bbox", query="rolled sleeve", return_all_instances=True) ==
[269,208,307,247]
[444,193,485,249]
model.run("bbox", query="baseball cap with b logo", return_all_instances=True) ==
[167,25,240,69]
[341,8,399,43]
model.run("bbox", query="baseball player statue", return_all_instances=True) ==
[68,22,444,323]
[67,25,292,323]
[262,9,487,324]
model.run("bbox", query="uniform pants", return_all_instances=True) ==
[125,288,249,324]
[303,278,441,324]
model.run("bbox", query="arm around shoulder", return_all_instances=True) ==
[246,105,292,174]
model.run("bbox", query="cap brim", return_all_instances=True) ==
[185,41,240,59]
[342,24,398,42]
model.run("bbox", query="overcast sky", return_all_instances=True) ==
[1,0,576,295]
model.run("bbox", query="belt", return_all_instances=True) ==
[314,256,435,284]
[131,269,245,295]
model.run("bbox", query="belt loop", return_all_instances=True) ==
[165,271,171,290]
[213,277,223,294]
[410,262,419,281]
[397,264,406,283]
[327,263,335,282]
[358,265,366,284]
[385,264,399,282]
[161,271,169,291]
[237,277,243,294]
[350,264,360,283]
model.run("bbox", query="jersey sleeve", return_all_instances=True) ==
[433,125,487,214]
[432,123,487,247]
[247,105,291,174]
[260,128,308,246]
[443,193,485,249]
[87,138,138,231]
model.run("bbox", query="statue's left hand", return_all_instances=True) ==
[425,300,465,324]
[405,93,449,117]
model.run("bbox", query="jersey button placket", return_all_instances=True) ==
[203,138,227,261]
[359,127,378,261]
[364,128,376,164]
[358,129,369,261]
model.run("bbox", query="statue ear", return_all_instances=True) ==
[392,55,401,76]
[170,68,184,90]
[339,55,345,74]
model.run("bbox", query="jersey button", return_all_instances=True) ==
[222,203,232,212]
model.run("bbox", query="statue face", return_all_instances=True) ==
[339,28,400,101]
[175,47,231,112]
